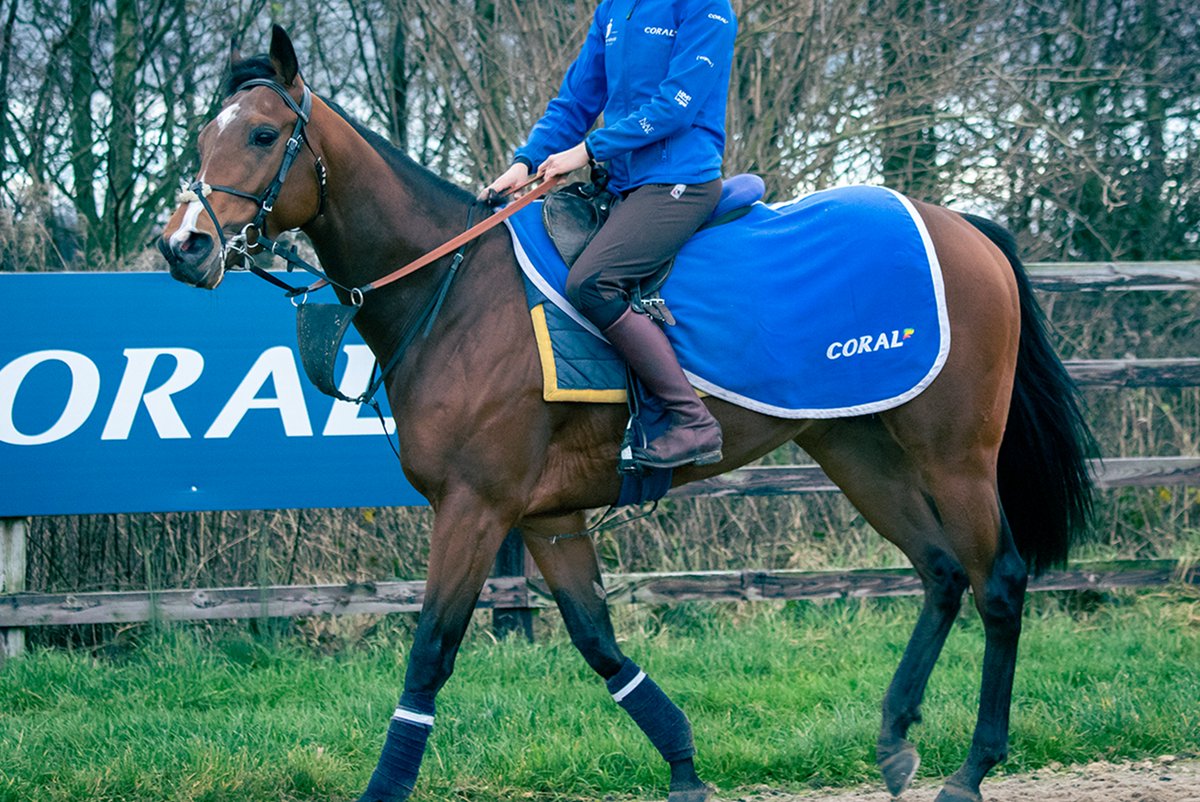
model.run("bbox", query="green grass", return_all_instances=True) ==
[1,592,1198,802]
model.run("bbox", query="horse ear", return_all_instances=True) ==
[229,35,242,68]
[269,24,299,86]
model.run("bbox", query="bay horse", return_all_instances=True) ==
[160,27,1093,802]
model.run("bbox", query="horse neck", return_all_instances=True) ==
[300,97,478,353]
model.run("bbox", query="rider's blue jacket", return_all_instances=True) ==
[514,0,737,193]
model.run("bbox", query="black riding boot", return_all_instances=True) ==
[602,308,723,468]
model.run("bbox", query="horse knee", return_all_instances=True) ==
[557,590,625,678]
[570,630,625,678]
[405,630,460,695]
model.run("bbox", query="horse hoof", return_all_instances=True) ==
[932,779,982,802]
[667,783,715,802]
[877,742,921,797]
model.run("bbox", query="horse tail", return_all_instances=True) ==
[961,214,1097,574]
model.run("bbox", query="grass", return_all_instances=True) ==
[1,591,1199,802]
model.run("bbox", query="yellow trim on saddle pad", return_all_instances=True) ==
[530,303,627,403]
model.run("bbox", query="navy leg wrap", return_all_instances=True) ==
[606,658,696,763]
[359,691,435,802]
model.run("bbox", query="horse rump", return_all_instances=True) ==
[961,213,1097,574]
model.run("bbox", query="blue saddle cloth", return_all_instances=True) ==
[507,184,949,419]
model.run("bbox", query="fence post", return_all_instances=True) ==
[1,517,27,663]
[492,529,534,642]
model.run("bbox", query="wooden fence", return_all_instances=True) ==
[2,261,1199,658]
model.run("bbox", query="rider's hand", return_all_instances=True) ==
[478,162,530,202]
[538,142,590,179]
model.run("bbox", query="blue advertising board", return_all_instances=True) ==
[0,272,427,515]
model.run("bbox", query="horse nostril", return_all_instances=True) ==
[178,232,214,261]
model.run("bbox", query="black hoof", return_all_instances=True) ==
[667,783,715,802]
[933,778,982,802]
[877,741,920,797]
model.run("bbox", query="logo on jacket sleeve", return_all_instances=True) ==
[674,89,692,107]
[605,19,617,45]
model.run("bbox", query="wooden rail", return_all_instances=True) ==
[2,560,1195,628]
[1028,261,1200,291]
[668,457,1200,498]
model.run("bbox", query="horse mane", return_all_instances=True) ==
[323,99,477,206]
[227,54,277,96]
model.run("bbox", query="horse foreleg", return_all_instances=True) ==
[357,493,515,802]
[522,531,713,802]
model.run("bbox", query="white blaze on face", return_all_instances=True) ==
[215,100,242,134]
[168,161,212,247]
[169,201,205,247]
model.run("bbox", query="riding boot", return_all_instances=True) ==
[602,307,723,468]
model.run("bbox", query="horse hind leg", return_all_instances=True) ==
[933,500,1027,802]
[877,423,1027,802]
[799,419,970,798]
[521,528,713,802]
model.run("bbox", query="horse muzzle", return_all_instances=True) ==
[159,230,225,289]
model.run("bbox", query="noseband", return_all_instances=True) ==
[179,79,327,275]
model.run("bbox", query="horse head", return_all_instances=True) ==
[160,25,325,289]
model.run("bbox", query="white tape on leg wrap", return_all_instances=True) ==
[391,706,435,727]
[611,669,647,703]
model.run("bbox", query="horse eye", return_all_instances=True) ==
[251,128,279,147]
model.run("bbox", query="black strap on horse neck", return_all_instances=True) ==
[295,200,484,410]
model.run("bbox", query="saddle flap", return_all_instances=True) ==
[542,181,617,268]
[296,302,361,401]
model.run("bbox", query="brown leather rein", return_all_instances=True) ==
[264,172,560,303]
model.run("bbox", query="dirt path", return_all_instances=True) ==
[718,757,1200,802]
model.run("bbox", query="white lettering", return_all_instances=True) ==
[825,330,907,360]
[323,345,396,436]
[696,55,714,67]
[205,346,312,438]
[644,26,677,37]
[674,89,692,108]
[0,350,101,445]
[101,348,204,440]
[707,12,729,23]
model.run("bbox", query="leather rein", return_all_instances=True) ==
[177,77,558,305]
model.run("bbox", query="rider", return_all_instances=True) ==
[482,0,738,469]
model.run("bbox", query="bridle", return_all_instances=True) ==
[171,78,329,293]
[167,76,560,413]
[171,76,557,304]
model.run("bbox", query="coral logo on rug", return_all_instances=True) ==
[826,328,914,360]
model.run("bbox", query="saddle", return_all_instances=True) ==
[542,173,766,323]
